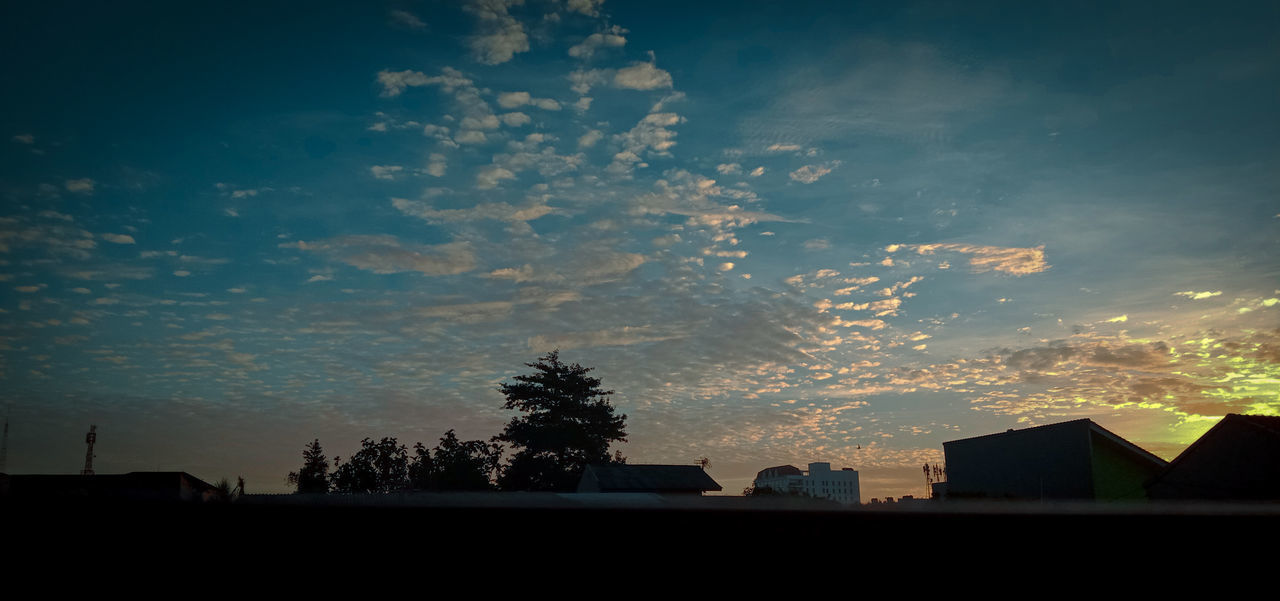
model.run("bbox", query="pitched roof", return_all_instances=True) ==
[579,464,722,493]
[1233,414,1280,435]
[1146,413,1280,500]
[944,418,1167,468]
[1163,413,1280,468]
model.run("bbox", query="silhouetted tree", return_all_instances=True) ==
[407,430,502,491]
[286,439,330,494]
[330,437,409,493]
[432,429,503,490]
[408,441,435,490]
[742,484,776,496]
[494,350,628,491]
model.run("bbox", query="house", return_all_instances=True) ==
[576,464,722,495]
[1146,413,1280,501]
[752,462,861,505]
[942,419,1168,501]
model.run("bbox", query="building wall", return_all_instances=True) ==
[754,462,860,505]
[944,421,1095,500]
[1089,431,1162,501]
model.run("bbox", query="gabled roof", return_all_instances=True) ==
[1146,413,1280,500]
[944,418,1168,469]
[578,464,722,493]
[1163,414,1280,468]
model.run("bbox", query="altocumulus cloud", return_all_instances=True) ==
[613,62,673,90]
[887,243,1050,276]
[281,235,477,276]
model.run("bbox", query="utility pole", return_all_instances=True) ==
[81,425,96,475]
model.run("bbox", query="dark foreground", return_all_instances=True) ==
[7,494,1278,574]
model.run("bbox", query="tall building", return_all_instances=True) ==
[753,462,861,505]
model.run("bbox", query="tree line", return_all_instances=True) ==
[286,351,628,493]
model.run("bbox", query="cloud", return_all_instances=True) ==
[889,243,1050,276]
[101,233,136,244]
[1174,290,1223,300]
[568,69,608,95]
[426,154,447,177]
[614,62,673,90]
[529,326,686,352]
[716,163,742,175]
[455,130,487,145]
[608,112,684,174]
[565,0,603,17]
[226,187,271,199]
[388,9,426,30]
[484,264,538,283]
[475,166,517,189]
[370,165,404,180]
[500,112,531,127]
[632,169,790,230]
[65,179,95,194]
[464,0,529,65]
[803,238,830,251]
[283,236,477,276]
[749,166,765,177]
[392,197,557,224]
[496,91,560,110]
[578,129,603,148]
[0,221,98,259]
[568,27,627,60]
[12,134,34,144]
[574,250,647,282]
[376,66,472,97]
[789,161,840,184]
[413,300,515,323]
[38,210,73,222]
[767,143,803,152]
[951,331,1280,420]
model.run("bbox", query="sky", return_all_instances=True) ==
[1,0,1278,499]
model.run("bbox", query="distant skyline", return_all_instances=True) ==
[1,1,1277,498]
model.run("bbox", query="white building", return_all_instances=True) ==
[753,462,861,505]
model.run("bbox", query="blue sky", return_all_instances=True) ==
[2,1,1278,497]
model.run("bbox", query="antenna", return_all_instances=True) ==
[81,425,97,475]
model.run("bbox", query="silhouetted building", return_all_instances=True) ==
[1146,413,1280,501]
[576,464,722,495]
[753,462,861,505]
[942,419,1167,501]
[0,472,222,503]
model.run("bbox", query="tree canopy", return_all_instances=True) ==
[286,439,330,494]
[330,437,409,493]
[410,429,503,491]
[493,350,628,491]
